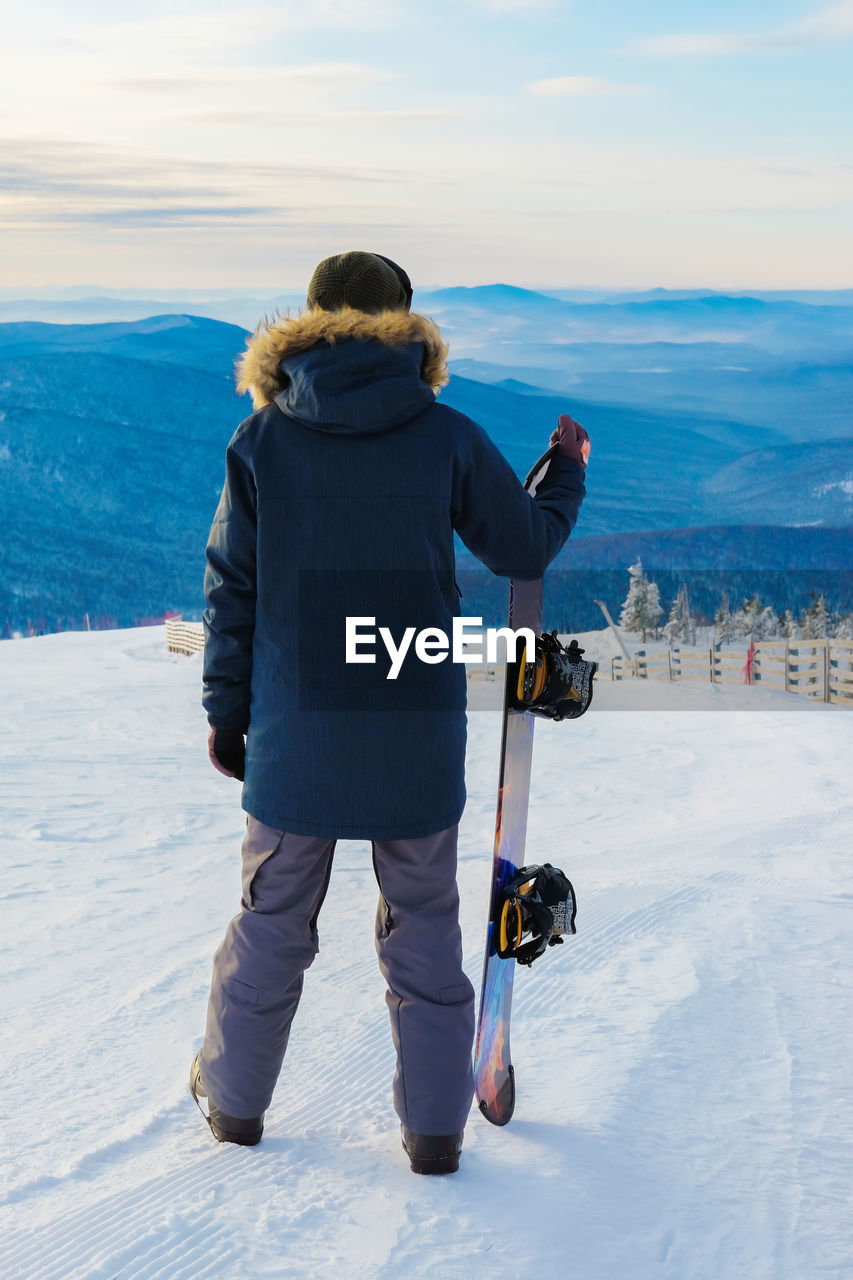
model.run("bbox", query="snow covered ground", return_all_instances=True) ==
[1,626,851,1280]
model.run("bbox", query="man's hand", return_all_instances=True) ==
[207,726,246,781]
[550,413,591,467]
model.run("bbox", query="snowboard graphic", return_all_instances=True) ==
[473,574,544,1125]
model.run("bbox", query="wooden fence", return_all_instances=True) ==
[165,618,853,707]
[612,639,853,706]
[165,617,205,656]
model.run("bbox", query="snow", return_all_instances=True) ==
[1,626,851,1280]
[815,477,853,498]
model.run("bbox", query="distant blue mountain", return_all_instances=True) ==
[452,340,775,376]
[420,283,570,312]
[417,286,853,355]
[449,351,853,443]
[0,295,306,330]
[0,314,249,376]
[1,311,850,634]
[4,285,853,355]
[441,375,795,534]
[703,441,853,526]
[542,287,853,307]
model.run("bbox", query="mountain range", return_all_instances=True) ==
[2,293,850,634]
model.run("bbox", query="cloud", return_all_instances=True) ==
[179,107,460,127]
[111,64,396,94]
[755,164,813,179]
[629,33,762,56]
[466,0,562,10]
[792,0,853,38]
[4,196,418,232]
[0,138,406,188]
[64,2,397,60]
[527,75,651,97]
[626,1,853,56]
[0,139,415,231]
[0,5,401,113]
[46,205,275,227]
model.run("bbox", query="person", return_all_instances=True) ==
[191,250,589,1174]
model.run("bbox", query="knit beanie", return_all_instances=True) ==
[306,250,412,314]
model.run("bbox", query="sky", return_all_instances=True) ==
[0,0,852,291]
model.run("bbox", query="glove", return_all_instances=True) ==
[549,413,590,467]
[207,725,246,781]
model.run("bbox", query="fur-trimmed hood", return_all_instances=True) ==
[234,306,449,413]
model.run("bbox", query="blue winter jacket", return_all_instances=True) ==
[202,306,586,838]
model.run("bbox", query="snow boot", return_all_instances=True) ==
[189,1050,264,1147]
[401,1126,463,1175]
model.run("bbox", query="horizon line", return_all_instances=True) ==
[2,282,853,300]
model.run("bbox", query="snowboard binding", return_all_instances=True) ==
[509,631,597,721]
[496,864,577,967]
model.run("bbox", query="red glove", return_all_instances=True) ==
[550,414,590,467]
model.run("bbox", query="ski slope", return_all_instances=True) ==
[1,627,851,1280]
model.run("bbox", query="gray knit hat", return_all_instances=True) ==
[306,250,412,314]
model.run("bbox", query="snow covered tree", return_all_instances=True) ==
[664,582,696,646]
[732,596,759,639]
[800,592,830,639]
[833,611,853,641]
[730,596,779,641]
[619,559,663,642]
[756,604,780,640]
[780,609,799,640]
[663,595,685,647]
[715,593,735,646]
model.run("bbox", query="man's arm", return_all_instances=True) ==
[451,419,586,580]
[202,438,257,731]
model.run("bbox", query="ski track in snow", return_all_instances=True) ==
[0,627,851,1279]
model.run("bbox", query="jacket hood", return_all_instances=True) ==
[234,305,450,435]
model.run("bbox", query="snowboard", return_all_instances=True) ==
[473,446,556,1126]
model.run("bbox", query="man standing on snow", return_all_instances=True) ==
[192,251,589,1173]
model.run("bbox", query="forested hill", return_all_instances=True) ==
[2,309,850,635]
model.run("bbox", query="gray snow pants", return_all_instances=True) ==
[199,816,476,1135]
